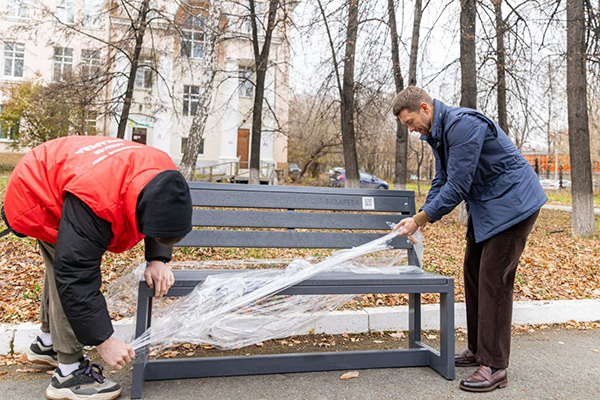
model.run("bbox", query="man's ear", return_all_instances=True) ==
[420,102,430,113]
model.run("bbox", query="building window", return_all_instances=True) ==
[134,61,153,89]
[182,85,199,116]
[82,0,103,28]
[53,47,73,81]
[244,0,264,34]
[6,0,28,18]
[181,137,204,155]
[181,16,207,59]
[84,114,97,135]
[238,67,254,97]
[0,106,18,141]
[81,49,101,79]
[3,43,24,78]
[56,0,75,24]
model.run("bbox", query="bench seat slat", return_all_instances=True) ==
[176,230,414,249]
[192,209,408,230]
[168,270,449,288]
[190,190,411,212]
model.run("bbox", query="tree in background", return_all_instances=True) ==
[387,0,408,189]
[460,0,477,109]
[179,0,224,180]
[566,0,595,237]
[0,79,102,149]
[247,0,282,184]
[287,92,343,182]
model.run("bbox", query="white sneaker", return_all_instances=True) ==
[26,336,59,368]
[45,358,122,400]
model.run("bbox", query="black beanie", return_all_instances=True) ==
[136,170,193,238]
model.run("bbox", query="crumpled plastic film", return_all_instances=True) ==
[105,227,424,354]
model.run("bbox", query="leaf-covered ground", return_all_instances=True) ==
[1,204,598,324]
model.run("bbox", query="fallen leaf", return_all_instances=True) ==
[16,368,41,373]
[340,371,359,380]
[558,341,565,345]
[0,371,7,376]
[373,340,384,344]
[591,349,600,353]
[389,333,405,339]
[256,342,264,347]
[46,370,54,375]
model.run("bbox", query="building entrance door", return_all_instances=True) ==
[237,128,250,168]
[132,127,147,144]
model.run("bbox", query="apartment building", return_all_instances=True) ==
[0,0,292,176]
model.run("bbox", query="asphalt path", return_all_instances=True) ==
[1,327,599,399]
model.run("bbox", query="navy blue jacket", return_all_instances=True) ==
[421,100,547,243]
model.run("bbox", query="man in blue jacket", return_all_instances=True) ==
[392,86,547,392]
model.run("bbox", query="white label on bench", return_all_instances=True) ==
[362,197,375,210]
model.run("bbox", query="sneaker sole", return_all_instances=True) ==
[26,349,59,368]
[45,386,122,400]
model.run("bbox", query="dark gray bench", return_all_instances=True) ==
[131,183,455,398]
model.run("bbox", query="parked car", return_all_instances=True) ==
[539,179,571,190]
[288,162,302,179]
[328,168,389,189]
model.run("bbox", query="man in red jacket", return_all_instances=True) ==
[2,136,193,400]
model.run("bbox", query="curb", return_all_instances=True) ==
[2,299,600,355]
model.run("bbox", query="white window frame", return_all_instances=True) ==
[0,105,18,141]
[238,66,254,97]
[182,85,200,116]
[6,0,28,19]
[244,1,264,35]
[181,136,204,156]
[56,0,75,24]
[82,0,104,28]
[3,42,25,78]
[53,47,73,82]
[81,49,101,79]
[134,60,153,90]
[181,16,207,59]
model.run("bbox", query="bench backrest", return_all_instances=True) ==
[177,182,420,267]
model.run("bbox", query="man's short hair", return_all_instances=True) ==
[391,86,433,117]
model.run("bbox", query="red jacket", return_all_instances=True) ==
[4,136,177,253]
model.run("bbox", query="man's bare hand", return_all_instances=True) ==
[145,260,174,298]
[394,217,419,237]
[96,337,135,369]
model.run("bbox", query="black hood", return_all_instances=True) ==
[136,170,193,238]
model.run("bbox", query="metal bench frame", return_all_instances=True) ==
[131,183,454,398]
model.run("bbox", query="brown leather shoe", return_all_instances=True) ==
[459,365,508,392]
[455,348,478,367]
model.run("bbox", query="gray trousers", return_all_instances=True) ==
[38,240,84,364]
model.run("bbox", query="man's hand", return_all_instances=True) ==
[96,337,135,369]
[145,260,174,298]
[394,217,419,237]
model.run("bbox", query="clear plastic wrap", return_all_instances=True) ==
[105,226,424,354]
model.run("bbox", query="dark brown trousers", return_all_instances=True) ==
[464,211,539,369]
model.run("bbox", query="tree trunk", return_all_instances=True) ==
[179,0,222,180]
[116,0,150,139]
[387,0,408,190]
[249,0,280,185]
[340,0,360,188]
[459,0,477,109]
[493,0,508,135]
[458,0,476,223]
[566,0,595,237]
[408,0,422,86]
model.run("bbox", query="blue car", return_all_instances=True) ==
[328,168,389,189]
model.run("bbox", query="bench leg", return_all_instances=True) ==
[408,293,421,348]
[131,284,153,399]
[439,290,455,379]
